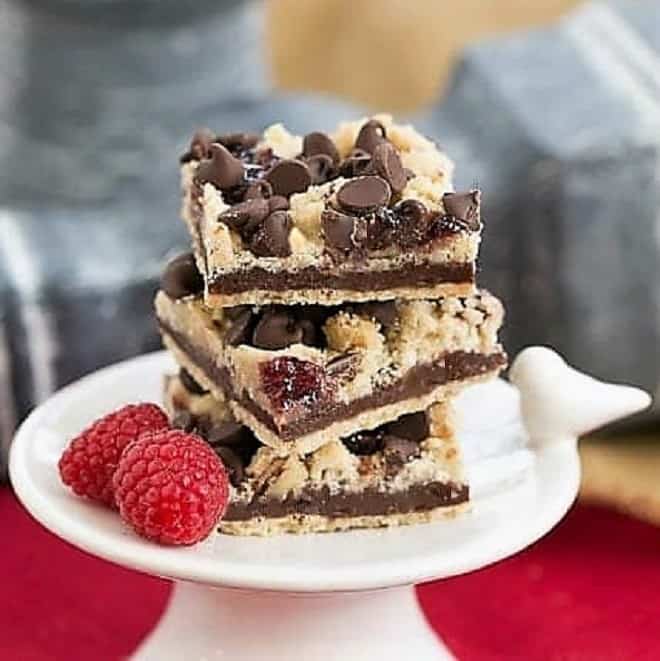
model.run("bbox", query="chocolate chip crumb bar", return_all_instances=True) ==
[155,284,506,455]
[164,373,468,536]
[179,115,481,307]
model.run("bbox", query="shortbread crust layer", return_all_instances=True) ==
[164,374,468,536]
[156,289,506,453]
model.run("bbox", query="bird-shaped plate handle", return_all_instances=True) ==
[509,347,652,447]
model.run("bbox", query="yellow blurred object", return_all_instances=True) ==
[579,436,660,527]
[267,0,580,111]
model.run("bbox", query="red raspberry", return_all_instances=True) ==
[113,429,229,545]
[58,403,169,507]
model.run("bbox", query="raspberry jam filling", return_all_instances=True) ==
[260,356,332,412]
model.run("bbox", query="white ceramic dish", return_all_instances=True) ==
[10,348,650,660]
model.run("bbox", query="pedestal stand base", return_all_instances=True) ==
[133,581,452,661]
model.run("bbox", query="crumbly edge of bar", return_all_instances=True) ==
[218,502,469,536]
[204,281,475,308]
[162,332,501,455]
[155,289,504,416]
[180,114,472,275]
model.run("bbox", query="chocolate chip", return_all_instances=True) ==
[216,132,260,153]
[179,368,208,395]
[224,305,252,320]
[161,252,203,300]
[172,410,195,432]
[186,128,215,161]
[364,201,427,252]
[306,154,337,185]
[363,212,394,251]
[383,435,420,469]
[392,199,429,249]
[225,308,254,346]
[299,304,337,328]
[397,199,427,224]
[218,198,269,232]
[384,412,429,442]
[349,431,385,455]
[336,176,391,214]
[214,446,246,487]
[243,211,270,237]
[207,421,246,447]
[193,414,213,437]
[322,209,365,254]
[339,149,373,178]
[196,143,245,190]
[172,409,210,439]
[355,119,387,154]
[268,195,290,213]
[352,301,398,328]
[443,190,481,230]
[372,142,406,194]
[302,131,340,164]
[265,159,312,197]
[297,318,320,347]
[293,307,334,347]
[343,430,384,456]
[244,180,273,200]
[248,211,292,257]
[236,433,261,466]
[253,309,303,349]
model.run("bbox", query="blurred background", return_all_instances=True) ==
[1,0,659,515]
[1,2,659,660]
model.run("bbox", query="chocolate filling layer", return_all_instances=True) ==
[225,482,469,521]
[239,351,506,440]
[207,262,474,295]
[159,319,507,441]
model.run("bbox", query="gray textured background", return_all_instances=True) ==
[423,0,660,392]
[1,0,658,475]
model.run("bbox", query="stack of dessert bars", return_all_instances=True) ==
[155,116,507,535]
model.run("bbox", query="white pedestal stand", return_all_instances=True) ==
[136,583,449,661]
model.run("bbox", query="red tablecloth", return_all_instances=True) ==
[2,487,658,660]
